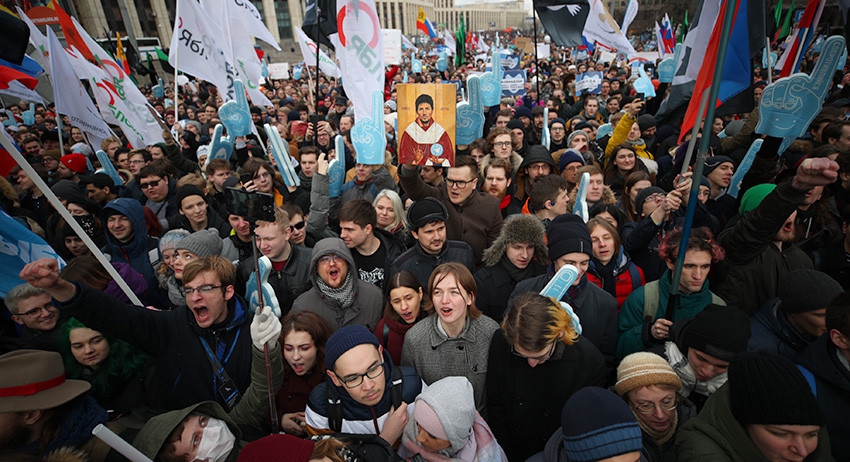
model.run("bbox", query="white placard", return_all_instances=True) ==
[267,62,290,79]
[383,29,403,65]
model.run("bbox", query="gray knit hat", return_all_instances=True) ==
[176,229,222,258]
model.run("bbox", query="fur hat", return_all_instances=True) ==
[482,214,548,266]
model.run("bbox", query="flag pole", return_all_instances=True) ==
[314,5,322,114]
[765,36,773,83]
[664,0,738,321]
[532,1,541,105]
[173,0,179,111]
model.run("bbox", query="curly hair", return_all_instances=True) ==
[658,227,725,263]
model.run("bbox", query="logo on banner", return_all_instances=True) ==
[337,0,381,74]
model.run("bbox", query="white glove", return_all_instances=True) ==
[250,306,281,349]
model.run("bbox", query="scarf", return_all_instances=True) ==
[636,407,678,447]
[316,271,356,309]
[298,171,313,191]
[400,412,507,462]
[40,395,109,456]
[665,341,727,398]
[499,255,536,284]
[626,138,645,148]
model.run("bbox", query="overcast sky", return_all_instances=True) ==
[455,0,534,13]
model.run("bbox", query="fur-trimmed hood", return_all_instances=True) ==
[566,184,617,212]
[480,152,523,178]
[482,214,549,267]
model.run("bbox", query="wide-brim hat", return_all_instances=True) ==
[0,350,90,413]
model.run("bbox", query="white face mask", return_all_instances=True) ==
[193,417,236,462]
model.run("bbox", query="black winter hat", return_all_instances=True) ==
[560,387,642,462]
[703,155,735,176]
[681,304,750,361]
[507,119,525,131]
[634,186,665,216]
[406,197,448,231]
[547,214,592,261]
[325,325,380,371]
[779,269,844,314]
[729,353,823,427]
[175,185,206,208]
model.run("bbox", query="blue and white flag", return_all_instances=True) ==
[0,210,64,297]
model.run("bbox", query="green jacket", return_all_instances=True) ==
[675,384,832,462]
[617,270,723,359]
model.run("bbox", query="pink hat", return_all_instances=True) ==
[60,153,87,173]
[413,400,448,441]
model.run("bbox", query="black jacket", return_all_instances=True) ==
[387,240,475,290]
[236,244,313,317]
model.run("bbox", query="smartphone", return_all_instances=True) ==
[310,115,322,128]
[225,187,275,222]
[635,92,645,100]
[240,173,253,184]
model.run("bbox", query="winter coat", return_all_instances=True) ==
[388,240,476,291]
[512,274,619,371]
[797,335,850,461]
[605,113,653,161]
[339,167,398,204]
[486,329,606,461]
[475,258,547,323]
[290,238,383,331]
[236,243,313,317]
[748,298,815,360]
[55,283,256,412]
[401,314,500,411]
[587,246,645,309]
[134,401,243,462]
[675,384,833,461]
[167,203,232,238]
[399,165,503,265]
[617,270,724,359]
[714,182,814,315]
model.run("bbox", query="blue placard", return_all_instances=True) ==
[502,69,526,96]
[575,71,604,95]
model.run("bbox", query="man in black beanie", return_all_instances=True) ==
[676,353,831,461]
[511,214,618,371]
[749,268,844,360]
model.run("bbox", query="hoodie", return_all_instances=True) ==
[290,238,384,331]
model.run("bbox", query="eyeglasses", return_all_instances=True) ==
[336,361,384,388]
[128,159,146,165]
[140,179,162,189]
[181,284,223,297]
[511,341,556,362]
[646,193,666,202]
[550,127,565,132]
[493,141,512,148]
[290,221,306,231]
[632,396,678,414]
[446,178,475,189]
[319,255,342,264]
[17,302,54,318]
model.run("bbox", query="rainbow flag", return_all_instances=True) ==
[417,7,437,39]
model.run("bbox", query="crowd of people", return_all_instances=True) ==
[2,29,850,462]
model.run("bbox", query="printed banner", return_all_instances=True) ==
[396,83,456,166]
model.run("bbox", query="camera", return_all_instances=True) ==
[225,187,275,222]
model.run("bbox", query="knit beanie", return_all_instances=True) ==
[70,142,94,157]
[703,155,735,176]
[506,119,525,131]
[558,149,585,171]
[325,325,380,371]
[550,118,566,129]
[51,179,86,203]
[547,214,592,261]
[237,434,314,462]
[779,269,844,314]
[637,114,657,132]
[739,183,776,215]
[413,376,475,452]
[60,153,88,173]
[196,144,210,160]
[176,185,207,208]
[681,304,750,361]
[615,352,682,397]
[287,110,301,122]
[159,229,190,253]
[176,229,222,258]
[561,387,643,462]
[406,197,448,231]
[634,186,665,216]
[567,130,587,146]
[43,148,62,161]
[729,353,823,426]
[515,106,532,120]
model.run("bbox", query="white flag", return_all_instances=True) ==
[401,33,418,53]
[0,80,45,104]
[655,21,666,59]
[620,0,639,35]
[331,0,385,123]
[478,34,490,53]
[16,7,48,64]
[583,0,636,57]
[442,30,456,56]
[46,28,112,142]
[206,0,280,50]
[295,28,341,78]
[169,0,237,100]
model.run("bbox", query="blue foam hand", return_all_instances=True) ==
[436,52,448,72]
[293,65,303,80]
[727,138,762,199]
[351,91,387,165]
[840,48,848,71]
[261,61,269,79]
[657,57,675,83]
[633,65,656,98]
[403,70,409,83]
[762,48,777,69]
[95,149,123,186]
[208,124,233,162]
[479,48,503,107]
[411,58,422,74]
[264,123,300,187]
[596,123,613,139]
[540,264,579,301]
[22,103,35,126]
[455,75,484,145]
[246,255,282,317]
[218,80,253,137]
[541,107,550,150]
[573,172,590,222]
[756,36,846,138]
[327,135,345,198]
[559,301,583,336]
[152,78,165,99]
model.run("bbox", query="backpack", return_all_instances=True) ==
[642,280,724,321]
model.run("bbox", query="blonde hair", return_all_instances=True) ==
[502,293,578,351]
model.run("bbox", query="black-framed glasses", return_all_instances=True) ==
[632,396,678,414]
[493,141,512,148]
[181,284,223,297]
[17,302,54,318]
[336,361,384,388]
[511,341,556,362]
[140,179,162,189]
[446,178,475,189]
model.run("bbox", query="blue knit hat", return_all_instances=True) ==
[561,387,643,462]
[558,149,585,171]
[325,325,380,371]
